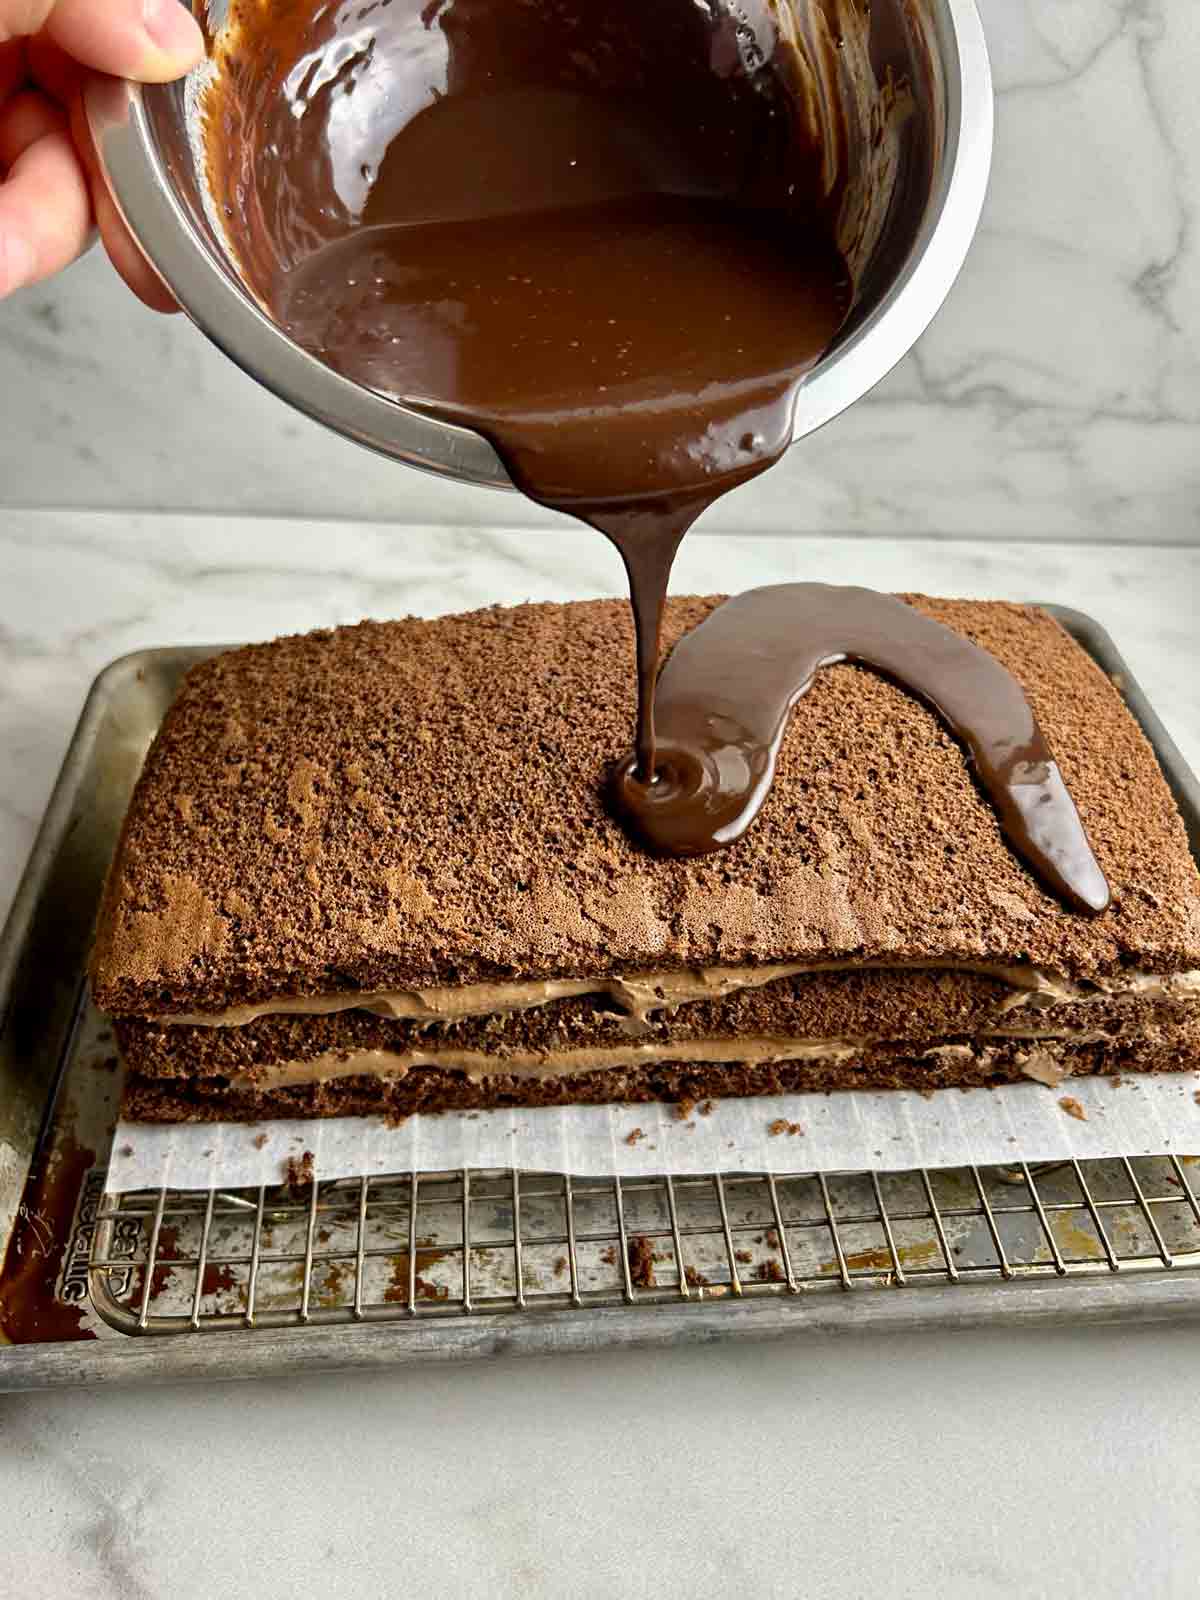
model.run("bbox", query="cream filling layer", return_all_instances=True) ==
[172,962,1200,1030]
[229,1023,1154,1092]
[234,1037,865,1089]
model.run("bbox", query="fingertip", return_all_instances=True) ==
[46,0,205,86]
[138,0,207,81]
[0,102,92,293]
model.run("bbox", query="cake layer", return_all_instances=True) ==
[121,1027,1200,1123]
[165,960,1200,1028]
[92,598,1200,1018]
[115,965,1200,1083]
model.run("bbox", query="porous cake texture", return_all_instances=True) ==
[91,597,1200,1123]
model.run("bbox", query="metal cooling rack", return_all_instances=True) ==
[88,1155,1200,1335]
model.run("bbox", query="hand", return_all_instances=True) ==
[0,0,204,308]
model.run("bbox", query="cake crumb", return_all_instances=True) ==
[600,1246,617,1267]
[1019,1048,1069,1088]
[768,1118,804,1137]
[285,1150,315,1188]
[698,1100,714,1117]
[1058,1096,1087,1123]
[673,1097,696,1122]
[756,1259,785,1283]
[628,1235,656,1288]
[734,1249,753,1264]
[252,1132,268,1149]
[118,1144,133,1158]
[624,1126,645,1147]
[553,1256,567,1276]
[684,1266,710,1288]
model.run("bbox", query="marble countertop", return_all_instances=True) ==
[1,2,1199,541]
[1,517,1199,1599]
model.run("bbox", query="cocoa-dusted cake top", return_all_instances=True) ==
[91,597,1200,1015]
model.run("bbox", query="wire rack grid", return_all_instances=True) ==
[87,1154,1200,1335]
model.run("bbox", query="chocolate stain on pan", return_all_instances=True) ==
[1049,1213,1107,1263]
[383,1249,451,1302]
[0,1131,100,1344]
[313,1258,351,1308]
[201,1261,239,1300]
[833,1239,941,1274]
[124,1221,182,1307]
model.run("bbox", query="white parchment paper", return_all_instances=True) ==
[107,1071,1200,1193]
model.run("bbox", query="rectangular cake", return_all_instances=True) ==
[90,596,1200,1123]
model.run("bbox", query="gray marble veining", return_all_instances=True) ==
[1,1,1198,540]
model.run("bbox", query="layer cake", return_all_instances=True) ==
[90,597,1200,1122]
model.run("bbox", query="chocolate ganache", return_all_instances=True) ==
[202,0,1108,911]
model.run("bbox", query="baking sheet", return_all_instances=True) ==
[5,603,1200,1379]
[108,1069,1200,1194]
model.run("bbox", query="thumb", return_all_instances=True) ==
[4,0,205,83]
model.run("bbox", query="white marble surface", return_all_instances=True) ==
[0,1328,1198,1600]
[1,520,1199,1593]
[2,1,1199,540]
